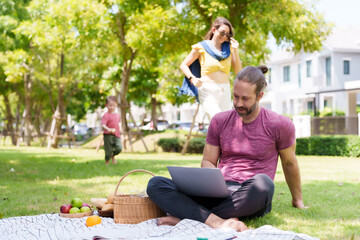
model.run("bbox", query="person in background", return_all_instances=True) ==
[101,96,122,165]
[180,17,242,120]
[148,65,304,232]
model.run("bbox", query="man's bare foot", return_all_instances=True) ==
[157,215,181,226]
[205,214,248,232]
[105,161,110,165]
[220,218,248,232]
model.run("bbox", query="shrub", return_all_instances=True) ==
[187,137,206,153]
[295,138,309,155]
[295,135,360,157]
[157,137,205,153]
[157,138,183,152]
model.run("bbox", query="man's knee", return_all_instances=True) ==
[252,174,274,198]
[147,176,166,197]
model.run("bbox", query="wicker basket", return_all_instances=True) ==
[113,169,165,224]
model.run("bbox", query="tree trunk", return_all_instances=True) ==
[151,97,158,130]
[119,51,136,133]
[23,72,32,146]
[50,53,67,148]
[3,94,17,145]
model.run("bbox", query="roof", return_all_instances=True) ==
[323,25,360,52]
[268,25,360,63]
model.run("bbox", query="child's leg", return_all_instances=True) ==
[113,137,122,156]
[103,134,112,164]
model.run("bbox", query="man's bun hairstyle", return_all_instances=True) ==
[257,65,268,74]
[235,65,268,96]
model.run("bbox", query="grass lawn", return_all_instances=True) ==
[0,145,359,239]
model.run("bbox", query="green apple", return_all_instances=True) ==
[80,206,91,213]
[71,197,82,208]
[69,207,81,214]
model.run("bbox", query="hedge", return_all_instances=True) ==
[296,135,360,157]
[159,135,360,157]
[157,137,205,153]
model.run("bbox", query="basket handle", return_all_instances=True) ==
[114,169,155,196]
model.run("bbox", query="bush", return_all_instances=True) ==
[296,135,360,157]
[157,137,206,153]
[295,138,309,155]
[157,138,183,152]
[187,137,206,153]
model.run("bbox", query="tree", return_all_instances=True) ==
[159,0,332,104]
[0,0,31,145]
[102,0,196,132]
[16,0,110,147]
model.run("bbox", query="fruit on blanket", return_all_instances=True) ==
[86,215,102,227]
[71,198,83,208]
[60,204,72,213]
[81,203,91,208]
[80,206,91,213]
[69,207,81,214]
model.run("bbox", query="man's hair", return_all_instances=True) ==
[204,17,234,40]
[235,65,268,96]
[106,95,117,104]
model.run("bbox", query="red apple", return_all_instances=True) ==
[60,204,72,213]
[81,203,91,209]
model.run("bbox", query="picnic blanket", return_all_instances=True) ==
[0,214,318,240]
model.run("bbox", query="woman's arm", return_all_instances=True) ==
[180,48,202,87]
[230,38,242,74]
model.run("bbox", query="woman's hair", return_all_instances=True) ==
[235,65,268,97]
[106,95,117,104]
[204,17,234,40]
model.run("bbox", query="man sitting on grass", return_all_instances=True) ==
[147,65,305,232]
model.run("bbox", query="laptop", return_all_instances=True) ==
[167,166,230,198]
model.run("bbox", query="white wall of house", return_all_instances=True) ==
[265,26,360,117]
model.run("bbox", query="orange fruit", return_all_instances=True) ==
[86,215,102,227]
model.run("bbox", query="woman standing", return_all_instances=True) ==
[180,17,242,120]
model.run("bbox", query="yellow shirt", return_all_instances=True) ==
[192,43,234,77]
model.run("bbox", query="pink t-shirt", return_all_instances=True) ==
[101,112,121,138]
[206,108,295,183]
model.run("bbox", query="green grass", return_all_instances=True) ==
[0,146,359,239]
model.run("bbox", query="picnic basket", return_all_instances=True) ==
[113,169,166,224]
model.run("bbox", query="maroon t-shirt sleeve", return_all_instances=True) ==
[206,115,221,146]
[276,116,296,150]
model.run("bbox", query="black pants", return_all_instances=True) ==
[147,174,274,223]
[103,134,122,161]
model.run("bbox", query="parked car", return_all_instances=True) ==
[72,123,91,141]
[140,120,169,131]
[167,122,194,131]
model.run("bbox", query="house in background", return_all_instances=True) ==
[263,26,360,118]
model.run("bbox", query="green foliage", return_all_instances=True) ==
[157,137,184,152]
[319,107,345,117]
[296,135,360,157]
[157,137,205,153]
[187,137,206,154]
[295,137,309,155]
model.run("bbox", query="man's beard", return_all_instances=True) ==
[234,101,257,117]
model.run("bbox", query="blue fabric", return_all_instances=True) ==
[178,41,231,102]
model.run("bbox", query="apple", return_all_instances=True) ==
[69,207,81,214]
[81,203,91,209]
[80,206,91,213]
[60,204,72,213]
[71,197,83,208]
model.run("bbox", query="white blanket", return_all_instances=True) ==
[0,214,318,240]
